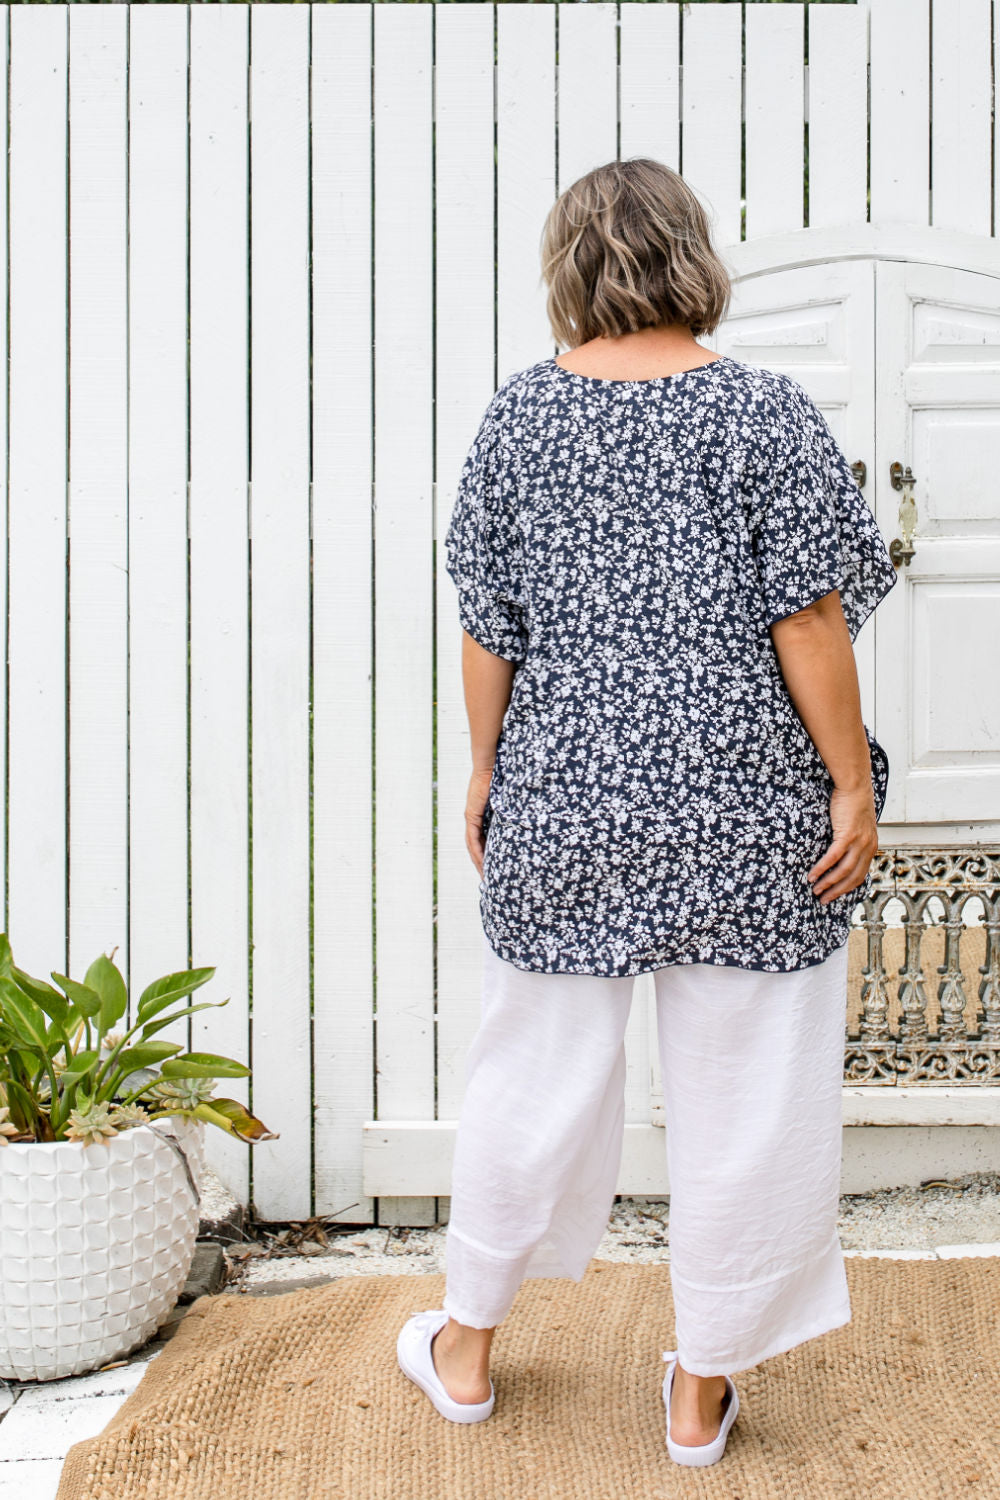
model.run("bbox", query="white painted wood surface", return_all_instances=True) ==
[126,9,190,1067]
[362,1087,1000,1197]
[8,8,67,984]
[745,2,803,241]
[806,3,868,230]
[715,258,879,716]
[875,258,1000,824]
[869,0,931,225]
[930,0,993,237]
[681,2,742,249]
[188,5,253,1207]
[371,4,436,1230]
[245,5,313,1221]
[1,4,997,1222]
[311,2,377,1227]
[434,5,500,1150]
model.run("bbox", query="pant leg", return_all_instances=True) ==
[443,930,634,1329]
[654,941,851,1377]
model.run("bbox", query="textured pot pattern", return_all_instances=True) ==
[0,1124,200,1381]
[159,1115,208,1193]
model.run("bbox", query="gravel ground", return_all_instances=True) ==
[221,1171,1000,1293]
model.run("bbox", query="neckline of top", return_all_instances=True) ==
[547,353,731,386]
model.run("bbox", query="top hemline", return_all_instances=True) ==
[481,923,850,979]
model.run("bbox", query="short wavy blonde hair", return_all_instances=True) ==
[540,158,732,349]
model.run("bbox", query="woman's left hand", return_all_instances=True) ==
[464,768,494,879]
[808,784,880,904]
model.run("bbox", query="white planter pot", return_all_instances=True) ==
[0,1122,202,1382]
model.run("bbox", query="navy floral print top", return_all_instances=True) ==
[444,353,898,975]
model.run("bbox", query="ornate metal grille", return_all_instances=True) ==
[846,848,1000,1085]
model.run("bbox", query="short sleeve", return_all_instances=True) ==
[751,376,898,641]
[443,392,530,665]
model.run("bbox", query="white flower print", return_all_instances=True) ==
[444,355,897,976]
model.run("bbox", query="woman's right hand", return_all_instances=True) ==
[807,785,880,904]
[465,767,494,879]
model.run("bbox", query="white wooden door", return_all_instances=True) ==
[711,260,880,718]
[712,254,1000,824]
[648,251,1000,1126]
[874,260,1000,824]
[649,259,880,1126]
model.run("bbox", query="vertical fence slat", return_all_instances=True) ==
[497,4,555,375]
[372,3,435,1228]
[8,9,68,975]
[247,4,312,1221]
[0,10,7,948]
[807,2,868,230]
[434,5,499,1145]
[68,8,130,1003]
[745,3,805,241]
[931,0,993,236]
[680,1,742,248]
[619,3,680,170]
[311,2,376,1224]
[127,8,189,1052]
[189,5,252,1205]
[995,0,1000,238]
[870,0,930,224]
[556,3,618,193]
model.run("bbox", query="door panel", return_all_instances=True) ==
[714,259,879,719]
[648,253,998,1130]
[874,260,1000,822]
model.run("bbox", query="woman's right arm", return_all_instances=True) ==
[768,587,880,906]
[460,630,517,878]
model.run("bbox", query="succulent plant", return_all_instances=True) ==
[0,1103,20,1144]
[65,1102,119,1146]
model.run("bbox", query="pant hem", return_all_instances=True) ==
[669,1229,840,1294]
[441,1296,507,1331]
[676,1301,853,1378]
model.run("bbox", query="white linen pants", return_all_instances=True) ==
[442,930,852,1377]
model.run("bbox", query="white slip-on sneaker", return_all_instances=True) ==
[662,1349,739,1467]
[397,1309,496,1423]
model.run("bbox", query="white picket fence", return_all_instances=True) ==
[1,0,997,1223]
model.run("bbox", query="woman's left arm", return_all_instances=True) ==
[769,588,879,905]
[460,630,517,878]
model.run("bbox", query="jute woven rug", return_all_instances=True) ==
[57,1257,1000,1500]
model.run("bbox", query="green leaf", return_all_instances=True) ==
[136,968,216,1025]
[9,967,71,1029]
[110,1042,182,1077]
[0,979,50,1048]
[158,1052,250,1080]
[187,1098,277,1143]
[84,953,129,1034]
[137,999,228,1041]
[50,972,102,1019]
[58,1049,101,1087]
[5,1049,36,1090]
[44,1016,72,1055]
[195,1096,278,1143]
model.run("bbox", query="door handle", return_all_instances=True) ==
[888,461,917,568]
